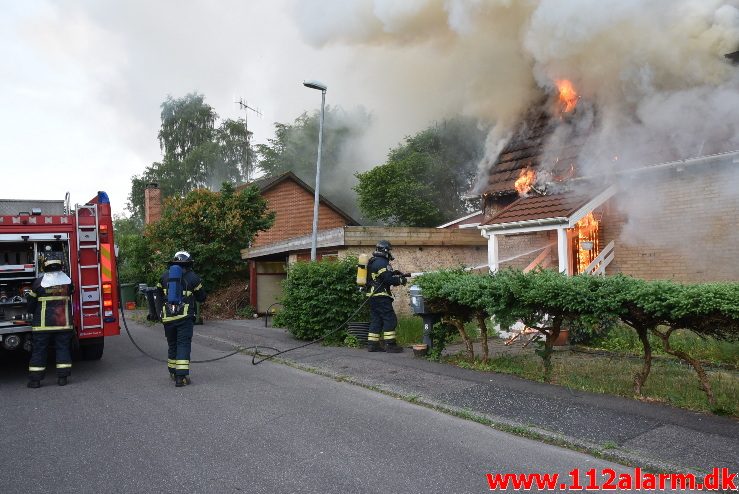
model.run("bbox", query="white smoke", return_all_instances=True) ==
[292,0,739,175]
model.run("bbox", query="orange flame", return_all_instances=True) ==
[556,79,579,113]
[514,168,536,195]
[576,212,600,274]
[576,212,598,236]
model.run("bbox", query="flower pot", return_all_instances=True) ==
[412,343,428,357]
[553,329,570,346]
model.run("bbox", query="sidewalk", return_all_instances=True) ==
[186,316,738,475]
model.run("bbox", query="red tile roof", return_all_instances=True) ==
[482,188,599,226]
[482,105,583,197]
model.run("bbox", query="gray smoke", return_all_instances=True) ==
[292,0,739,254]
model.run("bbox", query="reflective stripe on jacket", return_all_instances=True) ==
[156,269,206,323]
[367,256,402,298]
[26,280,74,332]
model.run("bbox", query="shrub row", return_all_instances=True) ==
[273,257,368,344]
[415,269,739,406]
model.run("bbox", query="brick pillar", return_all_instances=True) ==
[144,183,161,225]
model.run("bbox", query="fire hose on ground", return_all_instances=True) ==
[117,280,373,366]
[121,244,547,368]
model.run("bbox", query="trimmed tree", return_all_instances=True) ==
[145,183,274,290]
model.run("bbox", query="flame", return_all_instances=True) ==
[556,79,579,113]
[576,212,598,235]
[514,168,536,195]
[575,212,600,274]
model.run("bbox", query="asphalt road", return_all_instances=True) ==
[0,322,673,493]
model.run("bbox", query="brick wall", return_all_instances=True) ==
[341,244,488,315]
[497,231,556,270]
[603,164,739,282]
[252,179,352,248]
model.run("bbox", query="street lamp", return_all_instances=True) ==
[303,80,327,261]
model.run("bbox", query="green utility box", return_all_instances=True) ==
[120,283,137,308]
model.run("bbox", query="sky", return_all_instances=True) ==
[2,0,738,218]
[0,0,443,216]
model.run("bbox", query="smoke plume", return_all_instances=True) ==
[293,0,739,170]
[292,0,739,255]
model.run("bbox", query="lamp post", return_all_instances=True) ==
[303,80,327,261]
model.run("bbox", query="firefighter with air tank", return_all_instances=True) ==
[156,251,206,387]
[26,250,74,388]
[358,240,407,353]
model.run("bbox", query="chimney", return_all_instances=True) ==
[144,183,162,225]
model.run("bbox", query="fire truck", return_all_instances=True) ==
[0,191,120,359]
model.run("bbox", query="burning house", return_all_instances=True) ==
[476,80,739,282]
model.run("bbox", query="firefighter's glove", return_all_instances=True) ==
[398,275,407,286]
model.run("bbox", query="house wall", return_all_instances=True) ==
[602,164,739,282]
[497,231,556,270]
[340,245,488,315]
[252,180,351,248]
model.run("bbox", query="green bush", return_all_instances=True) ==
[273,257,368,342]
[415,269,739,401]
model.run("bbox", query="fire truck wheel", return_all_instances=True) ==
[79,337,104,360]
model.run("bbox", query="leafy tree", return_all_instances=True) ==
[158,93,217,162]
[255,106,371,217]
[113,215,153,284]
[217,118,253,181]
[354,151,446,227]
[144,183,275,290]
[354,117,486,227]
[127,93,253,220]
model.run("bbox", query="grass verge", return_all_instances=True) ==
[590,325,738,367]
[447,351,738,416]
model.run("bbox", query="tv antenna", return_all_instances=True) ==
[236,98,263,182]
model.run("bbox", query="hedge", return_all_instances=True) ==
[416,269,739,405]
[273,257,368,343]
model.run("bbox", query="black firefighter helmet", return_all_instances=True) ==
[43,252,64,272]
[374,240,394,261]
[169,251,194,268]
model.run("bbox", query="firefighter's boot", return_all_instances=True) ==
[367,342,385,352]
[175,375,191,387]
[57,376,68,386]
[27,380,41,389]
[384,340,403,353]
[367,333,384,352]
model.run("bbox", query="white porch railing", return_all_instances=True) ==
[583,240,614,275]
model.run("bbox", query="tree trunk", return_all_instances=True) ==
[540,319,561,383]
[476,313,489,364]
[652,328,716,406]
[448,318,474,360]
[633,327,652,395]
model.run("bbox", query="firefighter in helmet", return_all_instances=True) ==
[156,251,206,387]
[26,250,74,388]
[366,240,406,353]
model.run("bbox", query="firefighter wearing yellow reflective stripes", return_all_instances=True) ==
[156,251,206,387]
[26,252,74,388]
[366,240,406,353]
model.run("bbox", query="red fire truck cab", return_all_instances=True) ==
[0,191,120,359]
